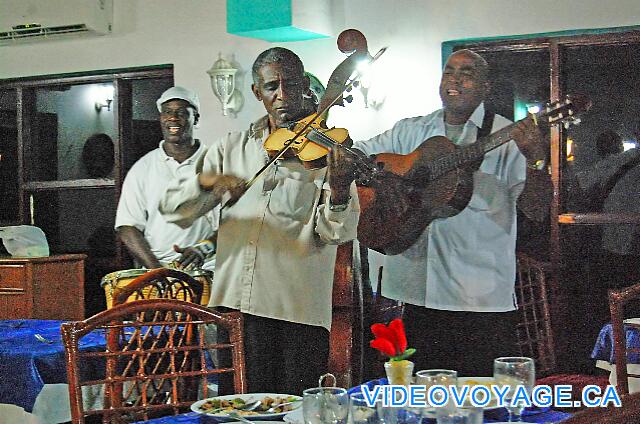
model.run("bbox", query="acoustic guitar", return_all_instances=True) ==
[356,95,591,255]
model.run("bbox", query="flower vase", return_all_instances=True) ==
[384,360,414,386]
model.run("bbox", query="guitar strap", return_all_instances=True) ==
[464,107,495,170]
[477,107,495,139]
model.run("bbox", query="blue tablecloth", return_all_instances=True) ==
[591,322,640,364]
[0,319,105,412]
[132,378,572,423]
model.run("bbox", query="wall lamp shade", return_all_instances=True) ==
[207,55,241,116]
[227,0,332,42]
[94,84,114,112]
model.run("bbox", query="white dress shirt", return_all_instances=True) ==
[160,116,359,330]
[115,141,217,271]
[352,103,526,312]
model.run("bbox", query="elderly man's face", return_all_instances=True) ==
[159,99,196,145]
[439,51,489,124]
[252,62,309,129]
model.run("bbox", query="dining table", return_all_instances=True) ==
[130,378,573,423]
[591,318,640,392]
[0,319,107,424]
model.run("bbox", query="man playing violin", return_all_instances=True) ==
[352,49,551,376]
[160,47,359,394]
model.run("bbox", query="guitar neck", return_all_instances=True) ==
[427,116,529,180]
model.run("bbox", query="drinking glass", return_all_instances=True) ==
[303,387,349,424]
[435,407,483,424]
[435,407,471,424]
[493,357,535,422]
[349,392,381,424]
[377,405,422,424]
[415,369,458,416]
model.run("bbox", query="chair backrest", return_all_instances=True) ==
[609,282,640,395]
[61,299,246,423]
[514,253,557,377]
[112,268,204,307]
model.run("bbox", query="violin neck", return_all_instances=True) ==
[306,128,379,174]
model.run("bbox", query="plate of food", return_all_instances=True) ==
[191,393,302,420]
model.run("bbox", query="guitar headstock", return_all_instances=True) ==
[537,94,592,129]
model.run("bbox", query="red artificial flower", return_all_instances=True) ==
[369,318,415,361]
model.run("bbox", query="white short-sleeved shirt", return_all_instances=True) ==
[352,103,526,312]
[115,141,217,270]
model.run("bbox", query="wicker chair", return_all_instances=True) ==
[111,268,204,307]
[514,254,557,377]
[516,254,609,406]
[609,282,640,395]
[561,391,640,423]
[61,299,246,423]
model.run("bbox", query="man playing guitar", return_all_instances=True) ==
[352,49,551,375]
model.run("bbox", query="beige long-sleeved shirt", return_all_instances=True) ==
[160,116,359,330]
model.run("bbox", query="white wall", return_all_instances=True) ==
[2,0,640,143]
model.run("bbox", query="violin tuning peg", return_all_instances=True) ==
[344,95,354,104]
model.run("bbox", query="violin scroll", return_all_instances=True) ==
[318,29,374,112]
[337,29,368,55]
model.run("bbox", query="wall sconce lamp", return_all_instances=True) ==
[355,58,385,110]
[207,54,243,116]
[95,98,112,112]
[94,84,114,112]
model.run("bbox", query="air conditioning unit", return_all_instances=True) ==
[0,0,113,45]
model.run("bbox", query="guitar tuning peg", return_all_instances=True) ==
[353,81,360,88]
[345,86,353,92]
[344,95,354,104]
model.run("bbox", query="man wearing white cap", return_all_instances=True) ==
[115,86,217,271]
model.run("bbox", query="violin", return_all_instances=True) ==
[243,29,387,189]
[263,114,350,167]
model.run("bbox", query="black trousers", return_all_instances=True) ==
[403,305,519,377]
[217,311,329,395]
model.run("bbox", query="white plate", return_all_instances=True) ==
[228,422,285,424]
[283,407,303,424]
[457,376,500,410]
[191,393,302,421]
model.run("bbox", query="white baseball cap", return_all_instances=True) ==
[156,86,200,114]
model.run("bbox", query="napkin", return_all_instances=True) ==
[0,225,49,257]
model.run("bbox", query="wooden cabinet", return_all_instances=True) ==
[0,254,86,320]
